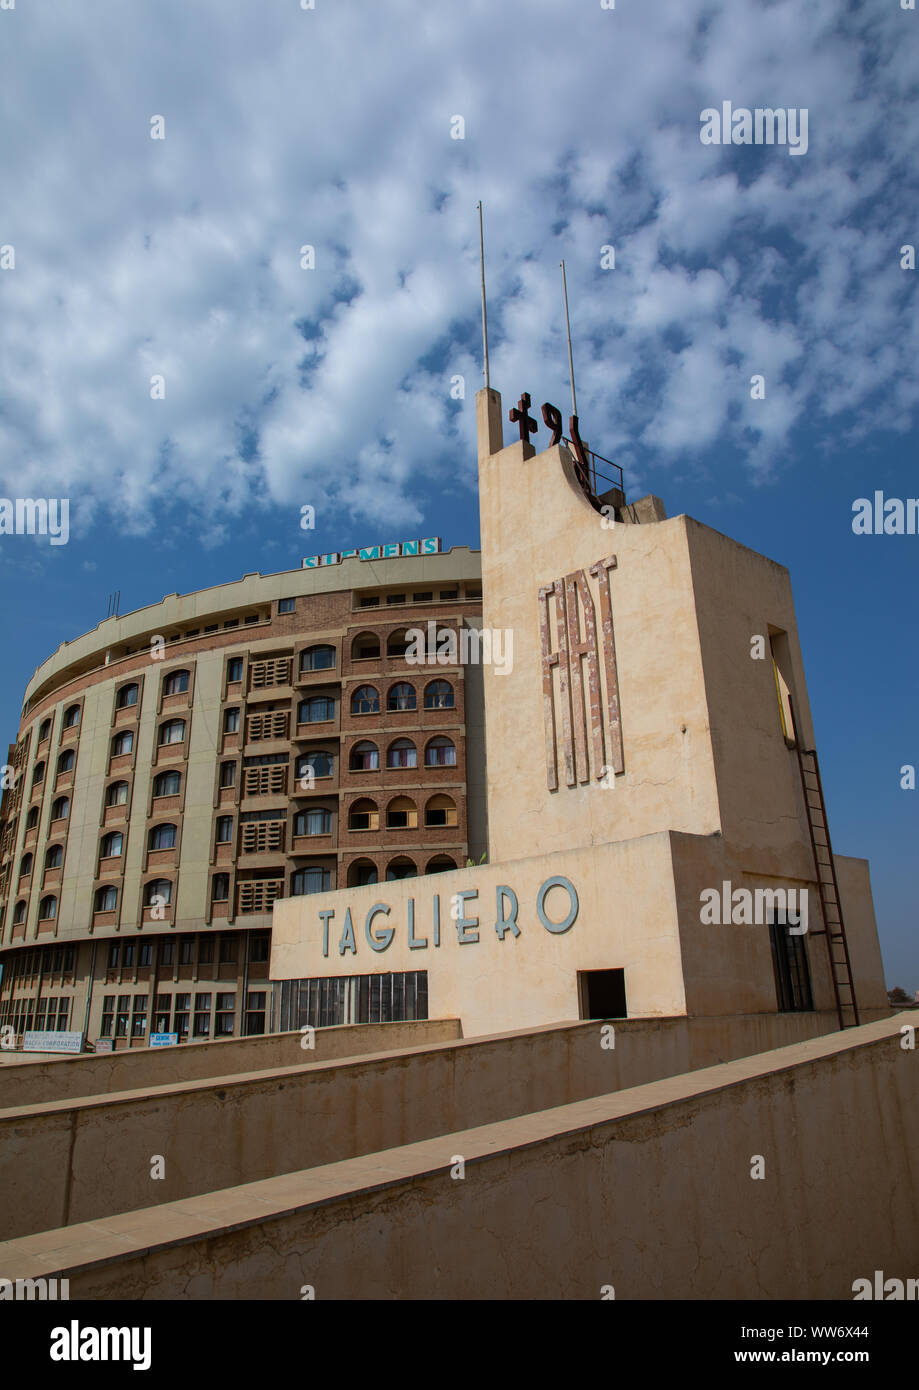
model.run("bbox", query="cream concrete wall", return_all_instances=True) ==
[6,1014,916,1299]
[51,680,112,937]
[685,518,817,872]
[0,1010,854,1241]
[479,432,721,864]
[0,1019,460,1110]
[272,831,687,1036]
[174,649,225,930]
[669,831,890,1018]
[670,830,820,1015]
[833,854,889,1013]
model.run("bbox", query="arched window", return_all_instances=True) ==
[223,708,240,733]
[31,761,45,785]
[38,718,51,742]
[63,704,80,729]
[95,885,118,913]
[350,741,379,771]
[294,807,332,836]
[45,844,63,869]
[163,669,189,695]
[38,895,58,921]
[387,682,416,712]
[219,761,236,788]
[424,680,454,710]
[386,629,411,657]
[18,853,33,880]
[57,749,75,774]
[348,798,379,831]
[25,806,39,829]
[386,858,417,881]
[425,793,457,827]
[51,796,70,820]
[351,685,379,715]
[144,879,172,906]
[291,867,331,896]
[386,795,417,829]
[425,736,456,768]
[348,860,378,887]
[12,900,27,925]
[152,769,182,797]
[212,873,230,902]
[116,683,139,709]
[100,831,123,858]
[158,719,186,745]
[298,696,335,723]
[106,780,129,806]
[112,730,134,756]
[300,645,336,672]
[387,738,417,769]
[149,824,177,851]
[351,632,380,661]
[296,750,334,780]
[215,816,233,844]
[427,856,457,874]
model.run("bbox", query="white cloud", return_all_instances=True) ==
[0,0,915,536]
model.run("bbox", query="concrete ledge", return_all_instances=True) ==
[0,1011,913,1299]
[0,1009,863,1239]
[0,1018,461,1109]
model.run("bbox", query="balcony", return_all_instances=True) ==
[240,820,286,855]
[245,710,290,743]
[250,658,291,690]
[237,878,285,914]
[242,764,288,798]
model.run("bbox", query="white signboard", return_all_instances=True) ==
[149,1033,178,1048]
[93,1038,114,1053]
[22,1030,83,1054]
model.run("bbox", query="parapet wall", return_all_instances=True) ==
[0,1018,460,1110]
[0,1008,871,1241]
[2,1013,914,1299]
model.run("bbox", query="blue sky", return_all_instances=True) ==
[0,0,916,985]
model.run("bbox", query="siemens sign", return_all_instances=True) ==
[303,537,441,569]
[316,876,579,958]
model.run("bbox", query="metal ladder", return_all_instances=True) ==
[795,744,860,1029]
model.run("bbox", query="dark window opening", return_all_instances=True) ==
[769,914,813,1012]
[579,969,627,1019]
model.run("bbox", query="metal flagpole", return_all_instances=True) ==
[560,259,577,417]
[477,201,490,388]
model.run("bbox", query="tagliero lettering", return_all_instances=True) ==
[699,102,808,155]
[0,497,70,545]
[319,877,579,957]
[303,537,440,568]
[851,493,919,535]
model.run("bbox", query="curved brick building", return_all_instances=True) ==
[0,545,485,1046]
